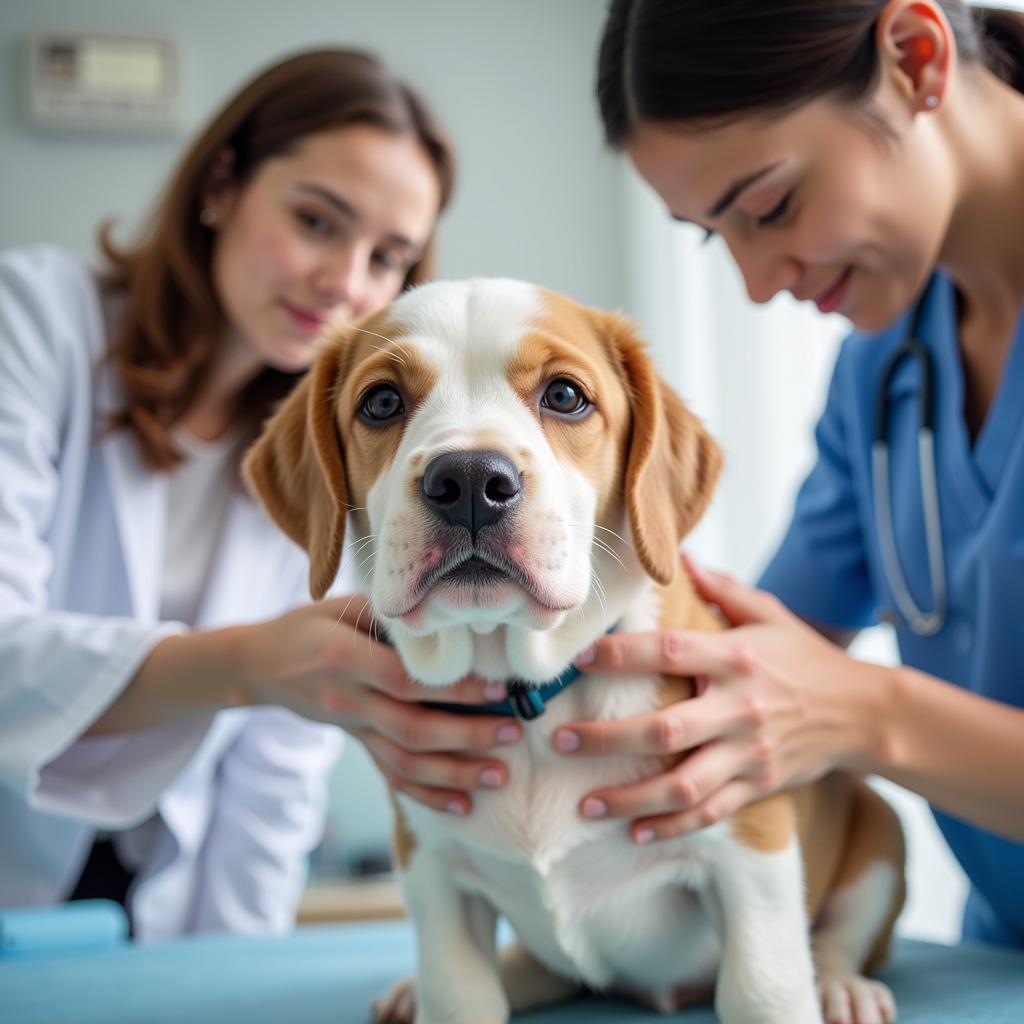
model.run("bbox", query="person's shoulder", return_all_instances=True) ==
[0,244,97,296]
[0,245,107,362]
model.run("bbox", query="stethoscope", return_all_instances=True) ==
[871,293,947,636]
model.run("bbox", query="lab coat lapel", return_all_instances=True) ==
[100,426,167,622]
[93,293,167,621]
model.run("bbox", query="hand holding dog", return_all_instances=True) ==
[91,595,522,813]
[556,557,888,844]
[235,595,522,815]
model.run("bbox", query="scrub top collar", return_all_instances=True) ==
[921,273,1024,524]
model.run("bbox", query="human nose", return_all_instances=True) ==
[312,244,371,314]
[727,236,802,305]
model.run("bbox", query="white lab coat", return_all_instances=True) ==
[0,246,344,941]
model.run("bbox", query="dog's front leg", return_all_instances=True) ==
[403,855,508,1024]
[710,839,823,1024]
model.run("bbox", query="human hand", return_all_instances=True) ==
[552,557,884,843]
[235,595,522,815]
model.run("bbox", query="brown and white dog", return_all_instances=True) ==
[244,280,905,1024]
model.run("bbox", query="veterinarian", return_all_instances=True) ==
[557,0,1024,950]
[0,48,521,941]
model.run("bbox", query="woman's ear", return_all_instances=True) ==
[603,313,723,586]
[243,342,350,600]
[876,0,954,113]
[199,147,237,225]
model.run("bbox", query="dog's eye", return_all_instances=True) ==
[541,378,589,416]
[360,384,405,422]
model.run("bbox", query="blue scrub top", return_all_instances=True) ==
[759,271,1024,949]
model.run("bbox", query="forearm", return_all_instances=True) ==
[86,626,249,735]
[863,664,1024,842]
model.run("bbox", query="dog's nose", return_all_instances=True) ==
[421,450,523,533]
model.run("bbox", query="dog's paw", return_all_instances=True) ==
[817,974,896,1024]
[370,976,416,1024]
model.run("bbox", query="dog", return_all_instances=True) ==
[244,280,905,1024]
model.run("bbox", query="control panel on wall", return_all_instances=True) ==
[27,31,178,133]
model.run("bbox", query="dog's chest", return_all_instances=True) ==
[403,675,723,990]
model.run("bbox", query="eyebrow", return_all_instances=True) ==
[705,161,783,219]
[294,182,422,255]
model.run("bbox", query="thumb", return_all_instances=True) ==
[681,554,788,627]
[316,593,377,634]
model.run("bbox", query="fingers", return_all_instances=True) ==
[318,593,376,633]
[575,738,743,824]
[360,691,522,754]
[362,732,509,794]
[682,553,791,627]
[372,756,476,818]
[377,673,513,707]
[576,627,743,679]
[316,618,511,707]
[553,688,739,758]
[627,778,758,844]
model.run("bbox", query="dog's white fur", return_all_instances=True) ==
[245,279,904,1024]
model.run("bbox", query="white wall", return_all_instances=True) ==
[0,0,622,307]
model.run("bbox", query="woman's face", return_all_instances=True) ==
[626,84,956,332]
[208,123,441,374]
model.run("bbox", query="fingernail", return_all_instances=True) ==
[497,724,520,744]
[582,797,607,819]
[555,730,580,753]
[483,682,507,701]
[446,801,466,816]
[574,644,596,666]
[479,768,503,788]
[634,827,655,845]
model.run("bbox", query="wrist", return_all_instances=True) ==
[843,660,907,775]
[143,626,253,717]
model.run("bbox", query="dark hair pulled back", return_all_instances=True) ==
[597,0,1024,147]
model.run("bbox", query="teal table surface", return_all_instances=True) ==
[1,916,1023,1024]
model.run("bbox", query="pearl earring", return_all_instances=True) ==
[925,94,939,109]
[199,207,218,227]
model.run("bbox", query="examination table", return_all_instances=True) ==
[1,901,1022,1023]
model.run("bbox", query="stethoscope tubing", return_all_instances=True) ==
[871,299,948,636]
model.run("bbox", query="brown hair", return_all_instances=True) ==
[100,48,456,470]
[597,0,1024,147]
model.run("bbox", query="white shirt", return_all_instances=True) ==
[161,428,246,626]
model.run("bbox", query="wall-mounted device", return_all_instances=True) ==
[27,31,178,133]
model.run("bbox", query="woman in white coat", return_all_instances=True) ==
[0,49,524,941]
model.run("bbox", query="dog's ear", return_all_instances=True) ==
[602,313,723,586]
[243,343,348,600]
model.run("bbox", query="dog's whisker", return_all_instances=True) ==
[349,324,407,350]
[345,535,379,560]
[591,538,627,572]
[334,592,369,633]
[564,520,635,553]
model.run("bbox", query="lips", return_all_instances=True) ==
[280,299,329,336]
[813,267,853,314]
[421,549,530,598]
[436,555,511,587]
[394,546,567,619]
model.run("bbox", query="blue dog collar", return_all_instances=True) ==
[422,627,616,721]
[424,666,584,721]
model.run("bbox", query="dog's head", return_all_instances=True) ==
[244,281,720,683]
